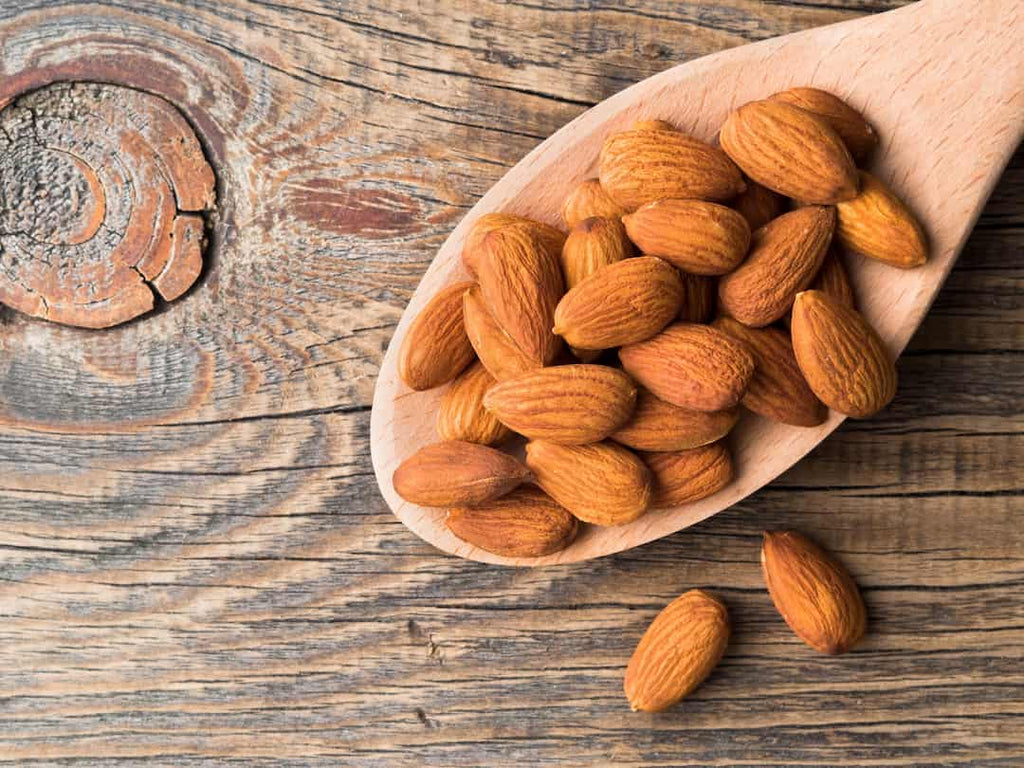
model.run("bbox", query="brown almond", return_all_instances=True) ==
[718,206,835,327]
[622,199,751,276]
[643,442,733,507]
[714,317,826,427]
[624,589,730,712]
[770,87,877,162]
[835,171,928,268]
[462,212,566,277]
[561,179,626,229]
[446,486,579,558]
[398,280,476,391]
[599,128,745,211]
[560,216,633,289]
[525,440,652,526]
[436,362,511,445]
[761,530,867,655]
[619,323,755,412]
[731,178,785,231]
[611,388,739,452]
[677,272,716,323]
[791,290,897,418]
[553,257,683,350]
[719,99,858,204]
[462,286,537,381]
[484,364,637,444]
[393,441,531,507]
[810,248,856,308]
[477,223,564,365]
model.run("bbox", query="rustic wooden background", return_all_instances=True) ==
[0,0,1021,765]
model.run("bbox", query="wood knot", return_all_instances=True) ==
[0,82,216,328]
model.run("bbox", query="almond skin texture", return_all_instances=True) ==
[622,199,751,276]
[477,223,565,365]
[810,248,856,308]
[398,280,476,391]
[619,323,755,412]
[718,205,835,327]
[561,179,626,229]
[553,257,683,350]
[624,589,730,712]
[791,290,898,418]
[714,317,827,427]
[525,440,652,526]
[732,178,785,231]
[484,364,637,444]
[677,272,716,323]
[436,362,511,445]
[462,286,537,381]
[599,128,745,211]
[761,530,867,655]
[643,442,733,508]
[770,87,878,163]
[393,441,531,507]
[560,216,632,289]
[835,171,928,268]
[446,486,578,558]
[720,99,858,204]
[611,388,739,452]
[462,213,565,277]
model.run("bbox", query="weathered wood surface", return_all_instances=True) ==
[0,0,1020,765]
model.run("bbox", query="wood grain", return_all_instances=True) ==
[0,0,1020,765]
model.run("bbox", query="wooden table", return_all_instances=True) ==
[1,1,1020,764]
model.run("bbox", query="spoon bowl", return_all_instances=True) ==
[371,0,1022,565]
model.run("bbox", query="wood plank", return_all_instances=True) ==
[0,0,1020,764]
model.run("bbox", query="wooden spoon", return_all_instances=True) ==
[370,0,1023,566]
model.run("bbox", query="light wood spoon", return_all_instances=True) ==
[370,0,1023,566]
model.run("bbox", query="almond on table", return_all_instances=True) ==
[624,589,730,712]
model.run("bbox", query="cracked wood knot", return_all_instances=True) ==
[0,82,216,328]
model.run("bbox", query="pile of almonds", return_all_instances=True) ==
[393,87,926,708]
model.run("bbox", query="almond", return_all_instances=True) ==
[714,316,827,427]
[462,212,565,277]
[718,206,835,327]
[462,286,537,381]
[761,530,867,655]
[835,171,928,268]
[446,486,579,558]
[624,589,730,712]
[599,128,745,211]
[393,441,531,507]
[553,257,683,350]
[560,216,632,289]
[484,364,637,444]
[622,199,751,276]
[477,223,564,365]
[720,99,858,204]
[631,119,676,131]
[677,272,716,323]
[436,362,511,445]
[398,280,476,391]
[561,179,626,229]
[611,388,739,452]
[810,247,855,308]
[731,178,785,231]
[525,440,652,526]
[643,442,733,507]
[791,290,897,418]
[619,323,755,412]
[770,87,877,162]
